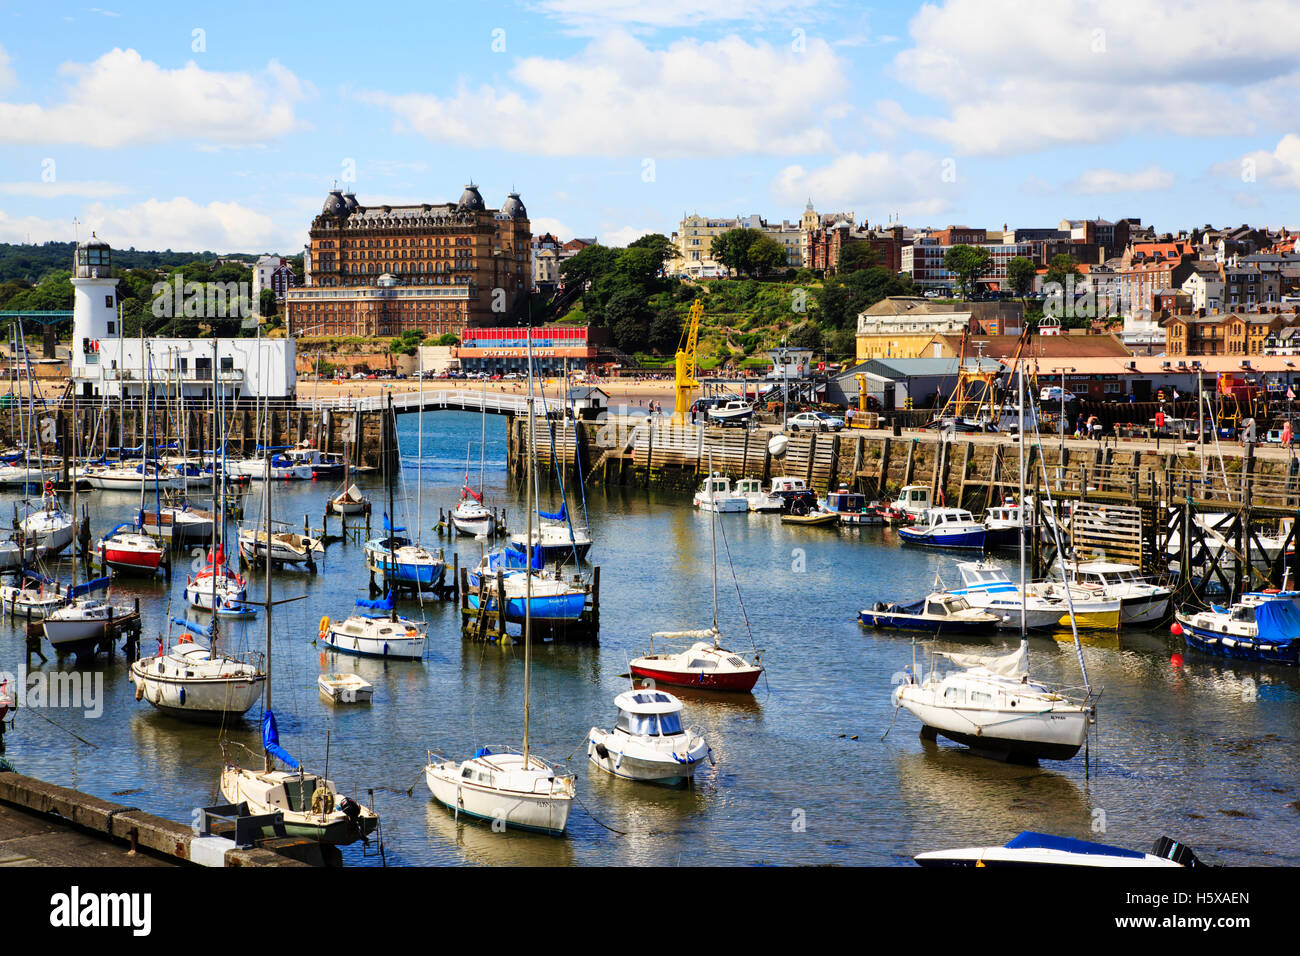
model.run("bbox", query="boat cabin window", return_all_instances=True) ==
[1230,606,1256,623]
[617,708,682,736]
[969,690,993,706]
[943,686,965,704]
[926,600,948,617]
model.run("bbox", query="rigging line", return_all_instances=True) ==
[21,706,98,749]
[711,501,757,653]
[573,790,626,836]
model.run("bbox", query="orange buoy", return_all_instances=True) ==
[1171,653,1184,667]
[1170,622,1183,636]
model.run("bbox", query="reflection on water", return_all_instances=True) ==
[1,410,1298,866]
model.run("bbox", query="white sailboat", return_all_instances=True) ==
[425,325,575,836]
[129,617,264,721]
[890,365,1097,763]
[219,456,380,845]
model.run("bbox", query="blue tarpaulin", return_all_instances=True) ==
[262,710,299,770]
[356,591,394,612]
[67,576,110,599]
[487,545,543,572]
[1004,831,1145,860]
[382,512,406,534]
[538,503,567,522]
[1252,599,1300,647]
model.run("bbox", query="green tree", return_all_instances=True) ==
[258,289,278,318]
[1043,253,1080,292]
[648,309,682,354]
[710,228,762,276]
[625,233,676,275]
[746,235,786,275]
[838,242,879,273]
[1006,256,1037,299]
[815,266,915,329]
[943,244,992,298]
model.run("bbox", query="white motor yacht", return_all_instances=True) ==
[587,689,710,786]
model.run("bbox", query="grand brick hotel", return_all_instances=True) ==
[287,183,531,338]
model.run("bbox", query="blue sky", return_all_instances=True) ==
[2,0,1298,255]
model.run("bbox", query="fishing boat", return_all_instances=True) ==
[948,561,1072,631]
[1173,597,1300,665]
[735,476,783,512]
[982,501,1027,550]
[889,484,933,522]
[319,591,427,659]
[823,485,882,526]
[129,617,264,722]
[1067,560,1171,625]
[915,833,1206,869]
[706,399,754,426]
[693,473,748,513]
[319,673,374,705]
[425,329,575,836]
[898,507,986,549]
[220,456,380,846]
[629,457,764,692]
[861,593,999,634]
[587,689,710,785]
[97,524,165,575]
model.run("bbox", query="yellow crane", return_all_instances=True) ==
[673,298,704,423]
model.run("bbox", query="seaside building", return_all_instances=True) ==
[287,184,531,338]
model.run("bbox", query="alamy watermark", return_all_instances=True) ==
[0,666,104,718]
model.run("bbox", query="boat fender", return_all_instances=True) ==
[614,751,622,770]
[707,748,715,767]
[383,642,390,656]
[318,616,330,640]
[134,682,144,701]
[178,687,185,705]
[594,742,609,760]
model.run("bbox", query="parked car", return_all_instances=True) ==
[1040,386,1078,404]
[788,411,845,432]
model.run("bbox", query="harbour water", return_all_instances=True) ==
[3,410,1299,866]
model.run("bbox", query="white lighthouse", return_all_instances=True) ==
[70,233,118,394]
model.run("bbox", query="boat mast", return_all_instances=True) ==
[1017,360,1027,656]
[70,388,78,593]
[523,323,534,768]
[211,341,220,634]
[709,452,719,646]
[386,392,395,622]
[262,452,273,773]
[416,346,423,546]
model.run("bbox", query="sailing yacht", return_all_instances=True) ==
[321,590,427,660]
[219,457,379,845]
[452,387,497,537]
[629,452,764,692]
[889,367,1097,763]
[20,491,74,555]
[129,617,264,721]
[425,325,575,836]
[96,524,165,574]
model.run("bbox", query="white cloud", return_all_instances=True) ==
[0,44,15,91]
[530,0,820,30]
[602,225,666,247]
[1067,165,1174,195]
[1216,135,1300,189]
[529,216,575,240]
[0,180,128,198]
[0,48,308,147]
[772,151,954,217]
[361,31,846,157]
[0,197,282,253]
[886,0,1300,155]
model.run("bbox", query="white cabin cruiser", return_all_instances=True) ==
[734,476,783,512]
[1067,560,1171,625]
[587,689,710,786]
[706,399,754,426]
[694,473,748,513]
[320,593,427,660]
[239,527,323,566]
[949,561,1070,631]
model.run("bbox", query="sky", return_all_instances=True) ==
[1,0,1299,255]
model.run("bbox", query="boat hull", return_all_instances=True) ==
[896,687,1088,762]
[323,625,425,660]
[898,526,986,549]
[424,764,571,836]
[858,609,995,635]
[1178,619,1298,665]
[465,591,587,622]
[101,547,163,574]
[129,665,263,722]
[586,731,705,785]
[627,663,761,692]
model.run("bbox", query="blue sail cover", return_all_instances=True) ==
[538,502,567,522]
[487,545,543,572]
[1004,831,1145,860]
[67,576,110,599]
[382,512,406,534]
[170,616,211,637]
[356,590,394,612]
[1253,599,1300,648]
[262,710,299,770]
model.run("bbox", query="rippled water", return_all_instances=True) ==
[2,410,1298,866]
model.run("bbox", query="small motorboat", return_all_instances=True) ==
[734,477,783,512]
[823,485,882,526]
[860,593,999,635]
[982,501,1026,550]
[898,508,986,549]
[706,399,754,426]
[318,672,374,705]
[780,507,840,527]
[587,689,710,786]
[888,484,933,522]
[1174,596,1300,665]
[693,473,748,513]
[1067,560,1171,626]
[915,833,1206,868]
[948,561,1070,631]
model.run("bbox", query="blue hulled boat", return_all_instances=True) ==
[897,507,986,549]
[859,592,998,635]
[466,546,589,622]
[1174,596,1300,665]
